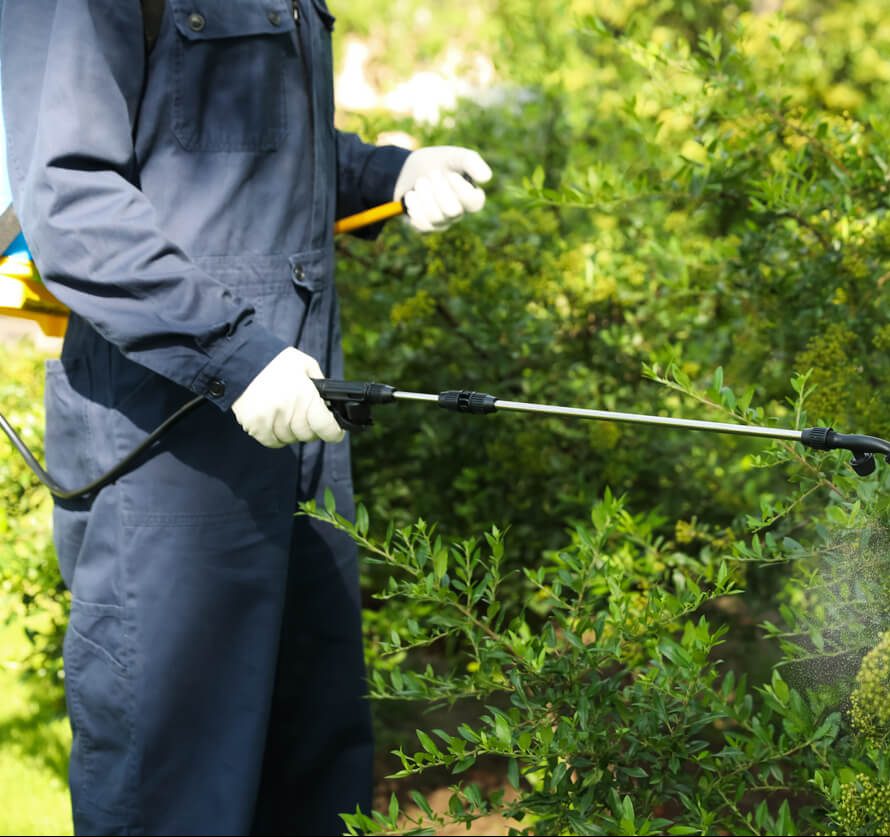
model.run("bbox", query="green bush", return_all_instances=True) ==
[327,3,890,830]
[826,770,890,836]
[0,340,67,710]
[850,631,890,748]
[304,474,844,835]
[303,362,888,834]
[337,0,890,569]
[814,747,890,837]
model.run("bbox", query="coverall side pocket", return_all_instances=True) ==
[44,358,104,588]
[170,1,294,152]
[64,599,136,817]
[43,358,113,511]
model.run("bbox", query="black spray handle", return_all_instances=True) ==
[313,379,396,431]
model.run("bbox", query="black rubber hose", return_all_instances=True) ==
[0,395,206,501]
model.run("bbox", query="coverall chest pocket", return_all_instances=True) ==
[170,0,296,152]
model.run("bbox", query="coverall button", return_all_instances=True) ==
[267,10,281,25]
[188,12,206,31]
[292,264,305,281]
[207,379,226,398]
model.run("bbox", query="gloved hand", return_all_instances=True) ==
[393,146,492,233]
[231,347,345,448]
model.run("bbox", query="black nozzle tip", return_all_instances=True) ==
[851,452,877,477]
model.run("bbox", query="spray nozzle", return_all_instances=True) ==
[800,427,890,476]
[851,451,878,477]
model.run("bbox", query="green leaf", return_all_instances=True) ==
[417,730,439,755]
[771,669,790,704]
[777,799,796,835]
[323,487,336,514]
[355,503,369,537]
[464,783,483,810]
[494,713,511,746]
[457,724,478,743]
[410,790,434,819]
[432,548,447,581]
[539,725,554,749]
[622,794,634,821]
[507,758,520,789]
[619,793,636,834]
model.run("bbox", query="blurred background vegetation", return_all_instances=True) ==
[3,0,890,833]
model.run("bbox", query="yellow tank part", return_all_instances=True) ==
[0,255,68,338]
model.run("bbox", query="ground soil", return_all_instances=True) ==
[373,751,521,835]
[369,689,524,836]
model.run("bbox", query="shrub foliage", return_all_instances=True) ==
[3,0,890,833]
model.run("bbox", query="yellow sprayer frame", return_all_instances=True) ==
[0,254,69,337]
[0,200,405,338]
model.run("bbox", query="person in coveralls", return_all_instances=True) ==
[0,1,491,834]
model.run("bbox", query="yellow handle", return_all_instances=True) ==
[333,201,404,235]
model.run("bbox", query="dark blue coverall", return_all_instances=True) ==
[1,1,409,833]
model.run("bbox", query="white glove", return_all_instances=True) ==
[231,347,345,448]
[393,146,492,233]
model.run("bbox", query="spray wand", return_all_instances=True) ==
[3,373,888,502]
[4,197,889,498]
[314,379,890,478]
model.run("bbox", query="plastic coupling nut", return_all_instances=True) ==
[800,427,834,450]
[438,390,498,415]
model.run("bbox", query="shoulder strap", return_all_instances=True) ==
[0,206,21,254]
[140,0,165,53]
